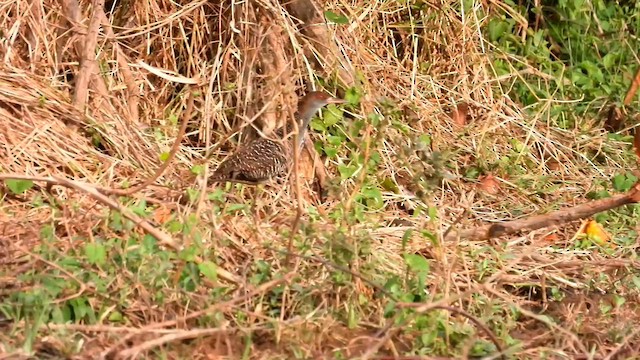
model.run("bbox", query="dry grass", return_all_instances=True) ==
[1,0,640,359]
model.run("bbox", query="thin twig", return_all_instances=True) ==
[117,327,231,359]
[360,322,397,360]
[287,105,304,264]
[442,208,469,240]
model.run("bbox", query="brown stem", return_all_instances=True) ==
[285,0,355,87]
[623,67,640,106]
[445,183,640,242]
[73,0,105,111]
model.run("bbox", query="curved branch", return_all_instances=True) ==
[445,183,640,242]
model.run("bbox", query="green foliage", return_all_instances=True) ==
[324,10,349,25]
[486,0,639,124]
[611,172,637,192]
[84,242,107,266]
[159,151,170,162]
[5,179,33,195]
[198,261,218,281]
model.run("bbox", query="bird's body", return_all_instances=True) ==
[210,129,291,183]
[210,91,345,184]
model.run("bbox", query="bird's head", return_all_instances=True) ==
[301,91,347,109]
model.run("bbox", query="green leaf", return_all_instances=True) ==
[186,188,200,202]
[428,206,438,221]
[602,53,617,70]
[368,113,382,127]
[166,220,183,233]
[207,188,225,201]
[159,152,170,162]
[418,134,431,148]
[323,107,343,127]
[40,224,55,242]
[5,179,33,195]
[612,173,636,192]
[85,243,107,266]
[108,310,124,322]
[310,118,327,132]
[179,246,198,262]
[226,203,248,213]
[488,18,509,42]
[338,164,359,179]
[324,146,338,158]
[404,253,430,273]
[401,229,413,249]
[327,135,344,146]
[612,174,626,191]
[324,10,348,25]
[130,200,148,217]
[109,211,123,231]
[198,261,218,281]
[190,165,204,175]
[361,185,383,209]
[344,87,361,104]
[142,234,157,253]
[380,178,399,192]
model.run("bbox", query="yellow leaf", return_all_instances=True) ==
[582,220,611,244]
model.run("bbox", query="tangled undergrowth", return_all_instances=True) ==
[1,0,640,359]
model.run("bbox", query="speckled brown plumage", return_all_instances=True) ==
[210,91,345,184]
[209,131,292,183]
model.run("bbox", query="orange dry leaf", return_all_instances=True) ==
[153,206,172,224]
[546,159,561,171]
[451,102,469,127]
[477,174,501,195]
[541,233,560,243]
[581,219,611,244]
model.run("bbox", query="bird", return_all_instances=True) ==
[209,91,347,184]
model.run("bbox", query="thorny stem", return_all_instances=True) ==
[286,106,304,264]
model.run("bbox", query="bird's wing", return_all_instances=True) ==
[210,138,288,181]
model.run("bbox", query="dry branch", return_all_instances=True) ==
[445,183,640,242]
[116,328,232,359]
[623,67,640,106]
[73,0,105,111]
[285,0,355,86]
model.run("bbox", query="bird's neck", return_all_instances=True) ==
[277,101,325,147]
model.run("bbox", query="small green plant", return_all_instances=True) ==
[5,179,33,195]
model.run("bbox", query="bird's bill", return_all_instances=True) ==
[327,97,348,104]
